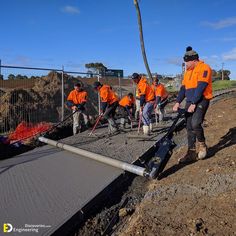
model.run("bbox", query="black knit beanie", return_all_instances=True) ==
[183,46,199,62]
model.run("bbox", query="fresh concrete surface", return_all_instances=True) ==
[0,121,173,235]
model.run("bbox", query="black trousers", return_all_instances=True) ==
[119,106,129,118]
[103,101,118,120]
[159,97,168,109]
[185,98,209,149]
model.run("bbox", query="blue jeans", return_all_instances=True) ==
[142,102,154,125]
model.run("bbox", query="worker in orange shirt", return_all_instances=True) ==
[131,73,155,135]
[67,83,88,135]
[93,81,119,133]
[119,93,135,129]
[152,76,169,122]
[173,46,212,163]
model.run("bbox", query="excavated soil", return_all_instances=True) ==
[76,92,236,236]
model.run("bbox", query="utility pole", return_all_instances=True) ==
[182,62,185,80]
[133,0,153,83]
[61,65,64,121]
[221,62,224,80]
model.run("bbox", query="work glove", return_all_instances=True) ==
[72,106,78,111]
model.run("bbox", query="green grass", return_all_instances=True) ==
[212,80,236,91]
[166,85,177,93]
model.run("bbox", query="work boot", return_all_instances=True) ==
[198,142,207,160]
[143,125,150,136]
[149,123,153,132]
[178,149,197,164]
[108,118,118,134]
[120,118,126,130]
[159,112,164,122]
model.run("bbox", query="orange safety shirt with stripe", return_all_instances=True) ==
[119,95,135,108]
[67,90,87,105]
[99,84,119,105]
[176,61,212,104]
[151,83,169,101]
[137,77,155,106]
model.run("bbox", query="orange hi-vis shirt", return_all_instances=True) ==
[151,83,168,101]
[137,77,155,102]
[182,61,212,101]
[119,95,135,107]
[67,90,87,105]
[99,84,119,105]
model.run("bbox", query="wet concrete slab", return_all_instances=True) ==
[0,145,122,235]
[0,116,177,235]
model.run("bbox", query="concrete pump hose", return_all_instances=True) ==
[38,137,148,177]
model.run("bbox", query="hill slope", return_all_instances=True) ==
[118,94,236,236]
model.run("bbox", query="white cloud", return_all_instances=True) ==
[61,6,80,15]
[222,48,236,61]
[201,55,221,69]
[211,55,220,59]
[202,37,236,42]
[15,55,31,65]
[202,17,236,29]
[166,57,183,66]
[222,37,236,42]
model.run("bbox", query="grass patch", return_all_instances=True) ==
[166,85,178,93]
[212,80,236,91]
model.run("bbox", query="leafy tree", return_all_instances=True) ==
[217,70,231,80]
[212,69,217,77]
[16,74,23,80]
[85,62,107,75]
[8,74,15,80]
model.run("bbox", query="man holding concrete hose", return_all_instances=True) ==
[131,73,155,135]
[93,81,119,134]
[67,83,89,135]
[173,46,212,163]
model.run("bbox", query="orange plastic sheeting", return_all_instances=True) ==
[9,122,52,141]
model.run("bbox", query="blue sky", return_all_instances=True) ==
[1,0,236,78]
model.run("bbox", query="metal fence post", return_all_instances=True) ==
[61,66,64,121]
[118,73,122,98]
[98,74,101,114]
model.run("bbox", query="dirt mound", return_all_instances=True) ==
[0,72,99,133]
[116,95,236,236]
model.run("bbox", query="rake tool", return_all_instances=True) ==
[88,113,103,136]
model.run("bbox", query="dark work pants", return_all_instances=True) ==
[103,101,118,120]
[185,98,209,149]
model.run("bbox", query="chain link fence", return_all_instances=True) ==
[0,64,137,136]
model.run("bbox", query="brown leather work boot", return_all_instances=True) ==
[178,149,197,164]
[198,142,207,160]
